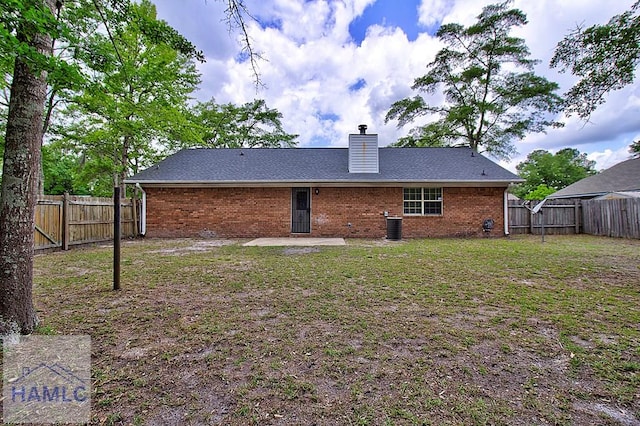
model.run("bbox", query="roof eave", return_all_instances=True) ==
[547,191,605,199]
[123,178,523,188]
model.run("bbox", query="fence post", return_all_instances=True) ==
[114,187,121,291]
[63,192,70,250]
[529,209,534,235]
[574,199,580,234]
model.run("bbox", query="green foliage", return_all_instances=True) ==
[2,0,205,195]
[0,0,65,73]
[551,2,640,119]
[41,143,90,195]
[73,154,118,197]
[55,0,201,189]
[513,148,597,199]
[1,0,88,116]
[182,98,298,149]
[386,1,563,160]
[629,140,640,158]
[524,184,556,201]
[42,140,115,196]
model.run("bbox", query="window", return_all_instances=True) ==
[403,188,442,215]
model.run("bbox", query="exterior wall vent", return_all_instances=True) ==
[349,127,378,173]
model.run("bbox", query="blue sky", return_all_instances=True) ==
[349,0,424,43]
[151,0,640,171]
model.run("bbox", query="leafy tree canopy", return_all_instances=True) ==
[184,98,298,149]
[54,0,201,192]
[523,184,556,201]
[512,148,596,199]
[386,1,564,160]
[41,143,91,195]
[0,0,264,335]
[2,0,206,194]
[551,1,640,119]
[0,0,65,70]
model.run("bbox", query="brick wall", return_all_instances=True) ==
[311,187,399,237]
[145,187,291,238]
[403,187,505,238]
[144,186,506,238]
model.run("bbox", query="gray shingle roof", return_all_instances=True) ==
[125,147,522,186]
[548,157,640,199]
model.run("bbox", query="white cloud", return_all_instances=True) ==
[152,0,639,170]
[418,0,452,28]
[588,147,633,171]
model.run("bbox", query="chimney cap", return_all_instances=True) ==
[358,124,367,134]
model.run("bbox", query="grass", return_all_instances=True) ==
[29,235,640,425]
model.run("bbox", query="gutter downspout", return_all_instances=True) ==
[503,187,510,236]
[135,183,146,236]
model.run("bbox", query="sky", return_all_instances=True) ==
[150,0,640,172]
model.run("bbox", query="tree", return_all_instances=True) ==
[629,140,640,158]
[523,184,556,201]
[0,0,260,334]
[385,1,564,160]
[57,0,201,194]
[0,0,58,334]
[551,2,640,119]
[185,98,298,149]
[41,143,90,195]
[2,1,109,195]
[1,41,12,160]
[512,148,596,199]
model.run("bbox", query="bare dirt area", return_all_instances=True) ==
[30,236,640,425]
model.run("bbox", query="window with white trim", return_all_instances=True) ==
[403,188,443,215]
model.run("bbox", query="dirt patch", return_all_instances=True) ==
[283,247,321,255]
[349,238,406,247]
[574,402,640,426]
[147,239,236,255]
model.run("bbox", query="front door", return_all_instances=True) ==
[291,187,311,233]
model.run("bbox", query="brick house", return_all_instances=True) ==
[125,130,523,239]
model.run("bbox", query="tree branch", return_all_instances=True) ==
[223,0,265,89]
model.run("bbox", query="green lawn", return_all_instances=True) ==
[32,235,640,425]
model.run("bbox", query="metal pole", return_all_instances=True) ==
[113,186,121,291]
[62,192,69,250]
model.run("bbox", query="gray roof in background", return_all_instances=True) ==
[548,157,640,199]
[125,147,522,186]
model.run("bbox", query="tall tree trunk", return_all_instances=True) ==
[0,0,56,335]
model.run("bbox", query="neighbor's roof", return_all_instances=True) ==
[125,147,523,187]
[548,157,640,199]
[593,191,640,200]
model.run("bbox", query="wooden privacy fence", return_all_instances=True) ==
[509,198,640,239]
[35,194,137,250]
[508,199,582,235]
[582,198,640,239]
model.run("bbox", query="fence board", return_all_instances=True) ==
[35,194,137,250]
[35,196,63,249]
[582,198,640,239]
[508,200,581,235]
[510,198,639,239]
